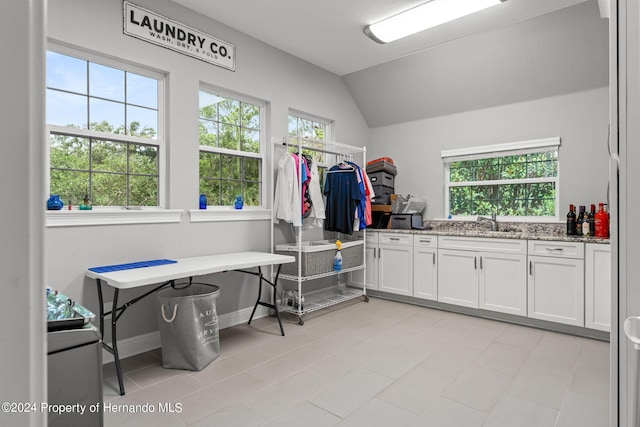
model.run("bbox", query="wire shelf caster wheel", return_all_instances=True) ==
[363,295,369,302]
[298,317,304,326]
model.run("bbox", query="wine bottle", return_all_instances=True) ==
[576,205,585,236]
[567,204,577,235]
[588,204,596,236]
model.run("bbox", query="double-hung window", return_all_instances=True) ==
[198,88,265,207]
[287,112,331,181]
[442,137,560,220]
[46,47,164,208]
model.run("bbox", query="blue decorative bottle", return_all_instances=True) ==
[199,194,207,209]
[47,194,64,210]
[234,195,243,210]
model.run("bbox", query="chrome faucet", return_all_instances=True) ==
[477,212,498,231]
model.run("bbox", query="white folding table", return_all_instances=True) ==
[86,251,295,395]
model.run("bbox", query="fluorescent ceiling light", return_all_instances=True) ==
[364,0,507,44]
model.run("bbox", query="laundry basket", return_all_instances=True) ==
[157,283,220,371]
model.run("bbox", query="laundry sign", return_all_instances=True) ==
[123,1,236,71]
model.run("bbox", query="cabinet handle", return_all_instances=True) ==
[480,256,483,270]
[545,247,564,253]
[432,253,436,265]
[529,260,532,275]
[389,237,400,241]
[419,239,431,243]
[379,248,382,258]
[474,256,477,270]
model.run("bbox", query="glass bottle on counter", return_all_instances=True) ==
[594,203,610,238]
[582,208,591,236]
[567,204,577,235]
[588,204,596,236]
[576,205,585,236]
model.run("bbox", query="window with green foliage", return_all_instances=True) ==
[199,89,264,207]
[287,113,329,166]
[443,139,560,219]
[46,48,162,207]
[287,113,331,187]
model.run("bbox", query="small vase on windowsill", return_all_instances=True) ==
[47,194,64,210]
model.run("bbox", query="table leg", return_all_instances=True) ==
[96,279,105,346]
[247,272,263,326]
[247,265,285,336]
[272,265,285,336]
[93,279,172,396]
[111,288,125,396]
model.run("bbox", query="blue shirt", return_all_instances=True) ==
[324,164,361,234]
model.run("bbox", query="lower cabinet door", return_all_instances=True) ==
[438,249,478,308]
[379,244,413,296]
[414,247,437,300]
[350,244,379,290]
[479,252,527,316]
[585,244,611,331]
[528,256,585,326]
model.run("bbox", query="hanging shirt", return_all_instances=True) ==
[274,152,302,226]
[324,164,360,235]
[291,153,311,216]
[362,170,375,226]
[349,162,367,230]
[306,160,326,227]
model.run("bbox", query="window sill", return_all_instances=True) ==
[188,207,271,223]
[46,209,184,228]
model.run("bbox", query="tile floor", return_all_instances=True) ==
[102,297,610,426]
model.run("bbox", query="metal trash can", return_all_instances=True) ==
[157,283,220,371]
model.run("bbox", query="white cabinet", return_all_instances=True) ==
[413,235,438,301]
[528,241,585,327]
[438,248,479,308]
[479,251,527,316]
[438,236,527,314]
[358,231,609,331]
[350,232,379,290]
[585,243,611,332]
[378,233,414,296]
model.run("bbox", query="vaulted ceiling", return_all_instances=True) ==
[171,0,608,127]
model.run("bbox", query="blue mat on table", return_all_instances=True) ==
[89,259,177,273]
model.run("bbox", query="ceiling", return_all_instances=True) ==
[171,0,608,127]
[171,0,592,76]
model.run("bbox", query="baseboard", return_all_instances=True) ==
[102,305,269,364]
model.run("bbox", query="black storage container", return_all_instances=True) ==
[390,214,412,229]
[369,171,395,188]
[366,160,397,175]
[372,184,393,205]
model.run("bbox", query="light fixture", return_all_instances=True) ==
[364,0,508,44]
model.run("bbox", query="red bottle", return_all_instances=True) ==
[594,203,609,238]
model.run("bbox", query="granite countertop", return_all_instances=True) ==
[368,219,610,244]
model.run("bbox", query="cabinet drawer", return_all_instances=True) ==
[528,240,584,259]
[354,231,378,245]
[379,233,413,246]
[438,236,526,254]
[414,235,437,248]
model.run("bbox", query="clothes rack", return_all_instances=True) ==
[271,136,369,325]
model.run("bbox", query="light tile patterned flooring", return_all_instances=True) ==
[103,297,610,426]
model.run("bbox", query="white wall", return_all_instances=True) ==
[46,0,369,346]
[368,87,610,219]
